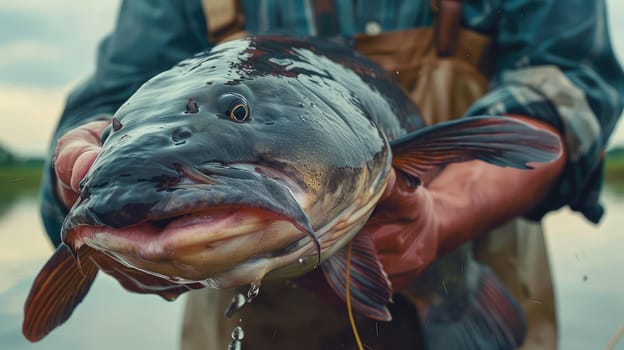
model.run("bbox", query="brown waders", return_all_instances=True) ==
[181,1,557,348]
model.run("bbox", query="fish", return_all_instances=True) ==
[23,36,561,346]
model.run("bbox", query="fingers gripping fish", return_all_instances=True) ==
[23,36,561,343]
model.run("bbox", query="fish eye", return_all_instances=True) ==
[218,93,250,123]
[229,103,249,122]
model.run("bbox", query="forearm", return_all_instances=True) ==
[430,116,566,256]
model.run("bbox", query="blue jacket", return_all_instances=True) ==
[41,0,624,245]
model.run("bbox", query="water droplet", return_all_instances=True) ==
[298,258,305,264]
[227,339,242,350]
[395,70,400,75]
[231,326,245,340]
[198,280,212,287]
[247,282,261,302]
[309,102,315,107]
[224,293,247,318]
[297,102,305,107]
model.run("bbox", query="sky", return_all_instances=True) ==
[0,0,121,156]
[0,0,624,156]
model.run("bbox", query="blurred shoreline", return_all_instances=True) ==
[2,144,623,195]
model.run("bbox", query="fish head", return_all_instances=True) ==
[63,37,392,289]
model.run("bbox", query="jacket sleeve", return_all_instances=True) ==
[464,0,624,223]
[40,0,211,246]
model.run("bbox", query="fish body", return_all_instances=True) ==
[24,36,560,346]
[60,37,423,291]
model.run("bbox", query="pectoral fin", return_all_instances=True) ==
[23,245,98,342]
[390,116,562,183]
[321,233,393,321]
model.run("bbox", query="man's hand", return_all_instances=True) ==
[366,169,440,291]
[369,116,566,291]
[54,120,110,209]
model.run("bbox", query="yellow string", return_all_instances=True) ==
[605,321,624,350]
[346,241,364,350]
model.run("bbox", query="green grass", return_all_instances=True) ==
[0,163,43,217]
[0,163,44,193]
[605,148,624,183]
[0,153,622,196]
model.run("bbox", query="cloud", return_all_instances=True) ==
[0,1,120,88]
[0,42,89,88]
[0,40,62,65]
[0,0,120,32]
[0,0,622,152]
[0,83,72,156]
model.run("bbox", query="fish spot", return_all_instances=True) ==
[112,117,123,131]
[185,98,199,114]
[224,79,243,86]
[172,127,193,142]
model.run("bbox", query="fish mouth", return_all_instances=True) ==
[67,207,309,284]
[61,163,321,285]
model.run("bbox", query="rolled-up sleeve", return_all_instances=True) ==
[40,0,211,246]
[465,0,624,223]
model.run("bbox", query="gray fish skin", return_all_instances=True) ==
[60,36,424,287]
[23,36,561,346]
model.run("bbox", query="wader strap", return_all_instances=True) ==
[431,0,462,56]
[201,0,245,43]
[312,0,340,38]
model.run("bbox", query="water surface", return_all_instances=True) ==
[1,190,623,349]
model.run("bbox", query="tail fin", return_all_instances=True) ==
[417,264,526,350]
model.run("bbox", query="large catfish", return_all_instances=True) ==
[24,36,560,347]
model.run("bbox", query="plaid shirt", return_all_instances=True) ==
[41,0,624,245]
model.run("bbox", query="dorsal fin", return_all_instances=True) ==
[23,245,98,342]
[390,116,561,183]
